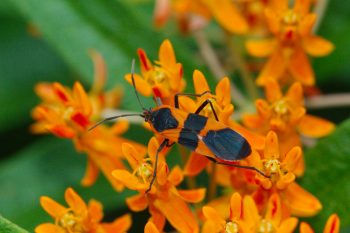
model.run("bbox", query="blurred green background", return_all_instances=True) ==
[0,0,349,232]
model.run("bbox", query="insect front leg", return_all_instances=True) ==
[194,99,219,121]
[174,91,212,109]
[146,139,170,194]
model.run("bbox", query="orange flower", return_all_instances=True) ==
[300,214,340,233]
[35,188,131,233]
[202,192,298,233]
[125,39,185,105]
[243,80,335,159]
[112,138,205,233]
[154,0,248,34]
[246,131,322,217]
[31,53,146,191]
[246,0,334,86]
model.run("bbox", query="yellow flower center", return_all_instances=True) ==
[146,68,169,86]
[264,159,280,174]
[137,162,153,183]
[225,221,239,233]
[258,219,275,233]
[282,10,299,25]
[273,100,288,115]
[59,211,85,232]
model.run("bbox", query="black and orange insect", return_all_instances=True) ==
[90,60,268,193]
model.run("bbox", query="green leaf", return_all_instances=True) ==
[0,215,27,233]
[0,138,132,231]
[300,118,350,232]
[315,1,350,85]
[0,16,73,131]
[8,0,198,111]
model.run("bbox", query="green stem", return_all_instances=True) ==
[223,31,259,100]
[192,30,250,108]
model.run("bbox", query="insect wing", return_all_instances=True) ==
[202,128,251,161]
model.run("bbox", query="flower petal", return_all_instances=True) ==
[145,220,161,233]
[242,114,265,129]
[73,82,92,116]
[154,0,171,28]
[137,48,153,72]
[229,121,265,150]
[276,172,295,189]
[125,73,152,96]
[229,192,242,220]
[324,214,340,233]
[88,199,104,223]
[265,79,282,103]
[65,188,87,215]
[215,77,231,106]
[159,39,176,69]
[40,196,67,219]
[184,152,209,176]
[294,0,311,15]
[155,194,199,233]
[205,0,248,34]
[283,146,302,172]
[126,194,148,212]
[299,13,317,36]
[246,39,276,57]
[122,143,143,169]
[278,217,299,233]
[303,36,334,57]
[193,70,210,95]
[202,206,224,224]
[285,182,322,217]
[168,165,184,186]
[242,195,260,224]
[265,193,281,226]
[264,8,280,34]
[286,82,304,107]
[177,188,206,203]
[112,169,147,190]
[35,223,64,233]
[288,48,314,86]
[300,222,314,233]
[256,51,286,86]
[298,115,335,138]
[264,131,280,159]
[81,159,99,187]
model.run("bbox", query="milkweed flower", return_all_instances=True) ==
[246,0,334,86]
[31,52,147,191]
[35,187,131,233]
[243,80,335,175]
[112,138,205,233]
[246,131,322,217]
[202,192,298,233]
[125,39,185,105]
[300,214,340,233]
[154,0,248,34]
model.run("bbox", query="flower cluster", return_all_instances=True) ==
[31,0,342,232]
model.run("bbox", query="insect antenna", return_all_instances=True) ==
[131,59,147,111]
[88,113,143,131]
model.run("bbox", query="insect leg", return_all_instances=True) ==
[146,139,170,193]
[174,90,212,109]
[206,156,270,178]
[194,99,219,121]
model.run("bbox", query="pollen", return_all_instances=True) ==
[258,219,275,233]
[59,212,84,232]
[137,163,153,182]
[264,159,280,174]
[225,221,239,233]
[282,10,299,25]
[273,99,288,115]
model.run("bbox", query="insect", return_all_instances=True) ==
[90,60,269,193]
